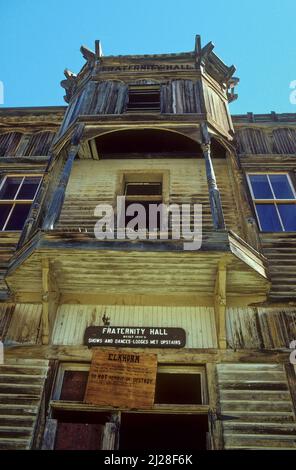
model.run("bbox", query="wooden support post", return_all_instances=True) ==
[17,158,53,249]
[43,123,84,230]
[206,363,224,450]
[41,258,50,345]
[201,123,225,230]
[214,259,227,349]
[101,413,120,450]
[41,258,59,345]
[42,418,57,450]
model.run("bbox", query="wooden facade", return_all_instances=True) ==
[0,36,295,450]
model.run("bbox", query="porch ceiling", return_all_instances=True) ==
[5,230,270,298]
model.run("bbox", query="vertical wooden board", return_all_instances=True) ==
[206,363,224,450]
[258,308,296,349]
[84,349,157,408]
[51,304,217,348]
[6,304,42,344]
[42,419,57,450]
[0,304,14,340]
[101,422,117,450]
[226,307,262,349]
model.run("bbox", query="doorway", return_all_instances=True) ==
[119,413,208,450]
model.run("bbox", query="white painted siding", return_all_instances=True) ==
[52,304,217,348]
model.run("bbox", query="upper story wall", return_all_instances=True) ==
[233,112,296,300]
[0,108,64,298]
[0,107,64,158]
[58,39,238,142]
[56,157,240,235]
[233,113,296,155]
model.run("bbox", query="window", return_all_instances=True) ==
[53,363,207,406]
[0,175,42,231]
[247,173,296,232]
[126,86,160,112]
[124,181,163,232]
[51,364,209,450]
[155,365,206,405]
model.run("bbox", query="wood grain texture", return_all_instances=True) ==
[56,158,240,234]
[217,363,296,450]
[51,304,217,348]
[0,357,48,450]
[84,349,157,408]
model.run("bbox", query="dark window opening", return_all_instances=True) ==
[4,204,31,231]
[155,373,202,405]
[125,182,162,196]
[119,413,208,450]
[124,182,163,232]
[126,87,160,112]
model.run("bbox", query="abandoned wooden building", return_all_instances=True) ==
[0,35,295,450]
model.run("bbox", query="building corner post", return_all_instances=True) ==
[200,123,225,230]
[42,123,85,230]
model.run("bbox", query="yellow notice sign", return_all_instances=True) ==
[84,348,157,408]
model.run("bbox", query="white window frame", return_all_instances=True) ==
[247,172,296,232]
[0,174,42,231]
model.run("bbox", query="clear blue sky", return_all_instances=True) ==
[1,0,296,114]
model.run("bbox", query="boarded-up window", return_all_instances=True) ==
[24,131,55,156]
[235,128,270,154]
[0,132,22,157]
[272,128,296,154]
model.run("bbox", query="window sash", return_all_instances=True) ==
[247,173,296,201]
[247,173,296,232]
[0,174,42,231]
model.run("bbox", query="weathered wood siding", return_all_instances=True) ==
[0,303,42,344]
[0,131,55,157]
[217,363,296,450]
[0,303,14,339]
[0,132,22,157]
[0,234,19,298]
[235,126,296,154]
[59,78,222,136]
[235,128,270,154]
[259,233,296,300]
[161,80,203,113]
[203,81,232,135]
[52,304,217,348]
[226,307,296,348]
[0,358,48,449]
[56,158,240,234]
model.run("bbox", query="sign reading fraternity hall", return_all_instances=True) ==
[84,349,157,408]
[84,326,186,348]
